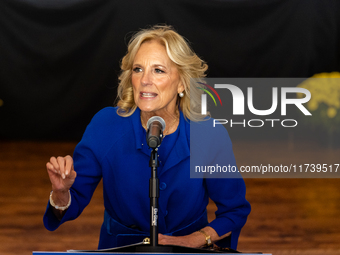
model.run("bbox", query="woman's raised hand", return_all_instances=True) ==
[46,155,77,193]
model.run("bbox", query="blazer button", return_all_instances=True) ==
[160,182,167,190]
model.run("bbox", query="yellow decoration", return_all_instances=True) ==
[297,72,340,130]
[327,107,337,118]
[307,100,318,111]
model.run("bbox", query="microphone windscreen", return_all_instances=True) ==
[147,116,166,130]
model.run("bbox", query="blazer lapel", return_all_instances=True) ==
[159,112,190,176]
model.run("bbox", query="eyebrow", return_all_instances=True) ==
[132,63,168,70]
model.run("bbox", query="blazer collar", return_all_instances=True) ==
[131,107,144,150]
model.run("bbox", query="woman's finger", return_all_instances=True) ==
[57,156,66,179]
[46,162,57,174]
[64,155,73,176]
[49,156,60,173]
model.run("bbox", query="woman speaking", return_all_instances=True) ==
[44,25,251,250]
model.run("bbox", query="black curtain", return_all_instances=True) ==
[0,0,339,140]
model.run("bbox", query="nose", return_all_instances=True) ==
[141,70,152,86]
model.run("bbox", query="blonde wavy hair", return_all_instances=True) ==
[116,25,208,121]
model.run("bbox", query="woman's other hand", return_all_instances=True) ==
[158,226,231,248]
[158,231,205,248]
[46,155,77,216]
[46,155,77,192]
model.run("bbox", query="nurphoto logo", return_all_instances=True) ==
[197,79,312,128]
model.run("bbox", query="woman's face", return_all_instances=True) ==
[131,40,184,116]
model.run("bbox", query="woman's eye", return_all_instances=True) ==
[155,68,164,74]
[133,67,142,73]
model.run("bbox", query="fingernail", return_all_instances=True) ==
[62,173,65,179]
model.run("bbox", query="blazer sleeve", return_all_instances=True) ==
[43,112,104,231]
[205,133,250,235]
[191,119,251,248]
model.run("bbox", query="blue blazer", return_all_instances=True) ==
[44,107,250,250]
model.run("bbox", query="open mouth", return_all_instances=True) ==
[140,92,158,98]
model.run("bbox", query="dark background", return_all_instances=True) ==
[0,0,339,140]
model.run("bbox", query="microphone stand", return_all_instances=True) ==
[149,147,159,247]
[137,147,173,252]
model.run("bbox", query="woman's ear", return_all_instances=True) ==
[177,81,185,95]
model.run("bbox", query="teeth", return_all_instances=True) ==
[142,93,156,98]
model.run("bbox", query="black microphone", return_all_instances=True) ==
[146,116,166,149]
